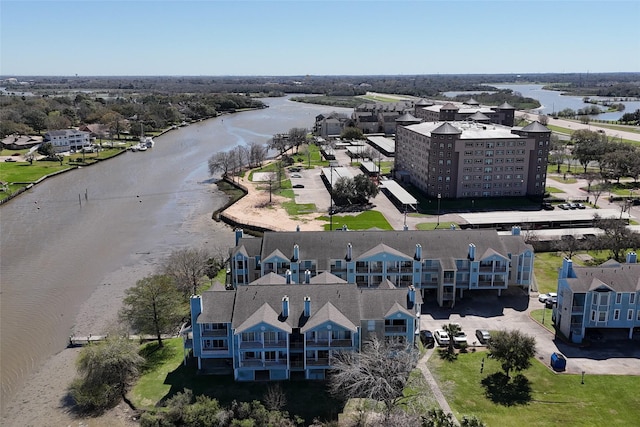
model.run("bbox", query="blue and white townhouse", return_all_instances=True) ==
[555,253,640,344]
[229,228,534,307]
[189,279,421,381]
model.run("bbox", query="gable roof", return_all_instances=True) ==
[249,272,287,285]
[431,122,462,135]
[357,243,413,261]
[235,302,292,334]
[197,290,236,324]
[309,271,348,284]
[301,301,358,333]
[565,263,640,293]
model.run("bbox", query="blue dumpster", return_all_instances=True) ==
[551,352,566,371]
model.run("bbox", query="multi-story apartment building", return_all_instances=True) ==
[188,282,421,381]
[229,228,534,307]
[394,120,551,199]
[414,100,516,127]
[554,254,640,344]
[43,129,91,153]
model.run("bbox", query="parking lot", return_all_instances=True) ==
[419,289,640,376]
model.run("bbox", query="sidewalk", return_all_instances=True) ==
[415,347,458,424]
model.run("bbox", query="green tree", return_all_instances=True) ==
[288,127,308,153]
[442,323,461,357]
[353,174,379,203]
[571,129,608,173]
[487,330,536,379]
[69,336,144,412]
[594,214,640,262]
[421,408,456,427]
[341,126,363,140]
[37,142,56,157]
[119,275,183,347]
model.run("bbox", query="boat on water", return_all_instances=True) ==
[140,136,154,148]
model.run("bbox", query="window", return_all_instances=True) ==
[616,293,622,304]
[598,311,607,322]
[628,310,634,321]
[613,309,620,320]
[631,293,636,304]
[367,320,375,331]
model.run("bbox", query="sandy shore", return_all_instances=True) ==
[0,176,324,427]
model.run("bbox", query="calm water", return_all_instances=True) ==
[488,84,640,121]
[0,96,351,414]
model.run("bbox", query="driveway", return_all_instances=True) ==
[420,289,640,376]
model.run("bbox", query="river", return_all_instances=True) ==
[485,84,640,121]
[0,95,352,415]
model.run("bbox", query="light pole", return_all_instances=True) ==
[437,193,441,228]
[329,164,334,231]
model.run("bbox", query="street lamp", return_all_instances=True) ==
[437,193,441,228]
[329,164,334,231]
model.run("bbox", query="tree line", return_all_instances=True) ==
[0,91,265,139]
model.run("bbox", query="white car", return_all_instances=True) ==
[453,330,468,346]
[538,292,558,303]
[434,329,450,346]
[290,173,302,178]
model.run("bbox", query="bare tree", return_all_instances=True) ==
[247,141,267,168]
[590,174,610,207]
[263,383,287,411]
[288,127,308,153]
[208,151,233,177]
[328,337,420,420]
[269,133,289,156]
[553,234,582,259]
[162,248,211,295]
[538,114,549,125]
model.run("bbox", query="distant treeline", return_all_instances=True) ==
[5,72,639,98]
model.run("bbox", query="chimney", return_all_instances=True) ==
[346,243,352,261]
[282,296,289,318]
[304,296,311,316]
[415,244,422,260]
[626,252,637,264]
[468,243,476,261]
[234,228,243,246]
[285,269,292,284]
[293,244,299,261]
[511,226,521,236]
[407,285,416,304]
[305,269,311,284]
[560,258,573,279]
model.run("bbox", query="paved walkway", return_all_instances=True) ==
[415,347,458,424]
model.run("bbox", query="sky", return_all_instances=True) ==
[1,0,639,76]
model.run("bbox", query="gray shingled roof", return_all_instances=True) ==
[253,230,531,272]
[465,98,480,105]
[441,103,459,110]
[468,111,491,121]
[197,291,237,324]
[396,113,421,123]
[250,272,287,285]
[415,98,432,106]
[431,122,462,135]
[236,302,291,333]
[521,121,550,133]
[568,264,640,293]
[497,102,515,109]
[309,271,348,284]
[357,243,413,261]
[301,301,358,333]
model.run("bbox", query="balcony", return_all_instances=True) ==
[306,358,330,366]
[202,329,228,337]
[202,348,230,356]
[306,339,353,348]
[572,305,585,314]
[384,325,407,334]
[263,340,287,348]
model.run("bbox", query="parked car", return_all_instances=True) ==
[292,184,304,189]
[290,173,302,178]
[542,202,555,210]
[4,158,17,162]
[289,167,301,172]
[434,329,450,346]
[453,330,468,346]
[558,203,570,210]
[538,292,557,303]
[545,296,558,308]
[419,330,435,347]
[475,329,491,344]
[575,203,586,209]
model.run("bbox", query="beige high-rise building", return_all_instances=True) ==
[394,119,551,199]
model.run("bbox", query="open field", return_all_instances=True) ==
[429,350,640,427]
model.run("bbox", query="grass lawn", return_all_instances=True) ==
[130,339,342,424]
[533,252,565,294]
[0,161,71,183]
[545,186,563,194]
[530,308,556,333]
[547,175,578,184]
[317,210,392,231]
[429,351,640,426]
